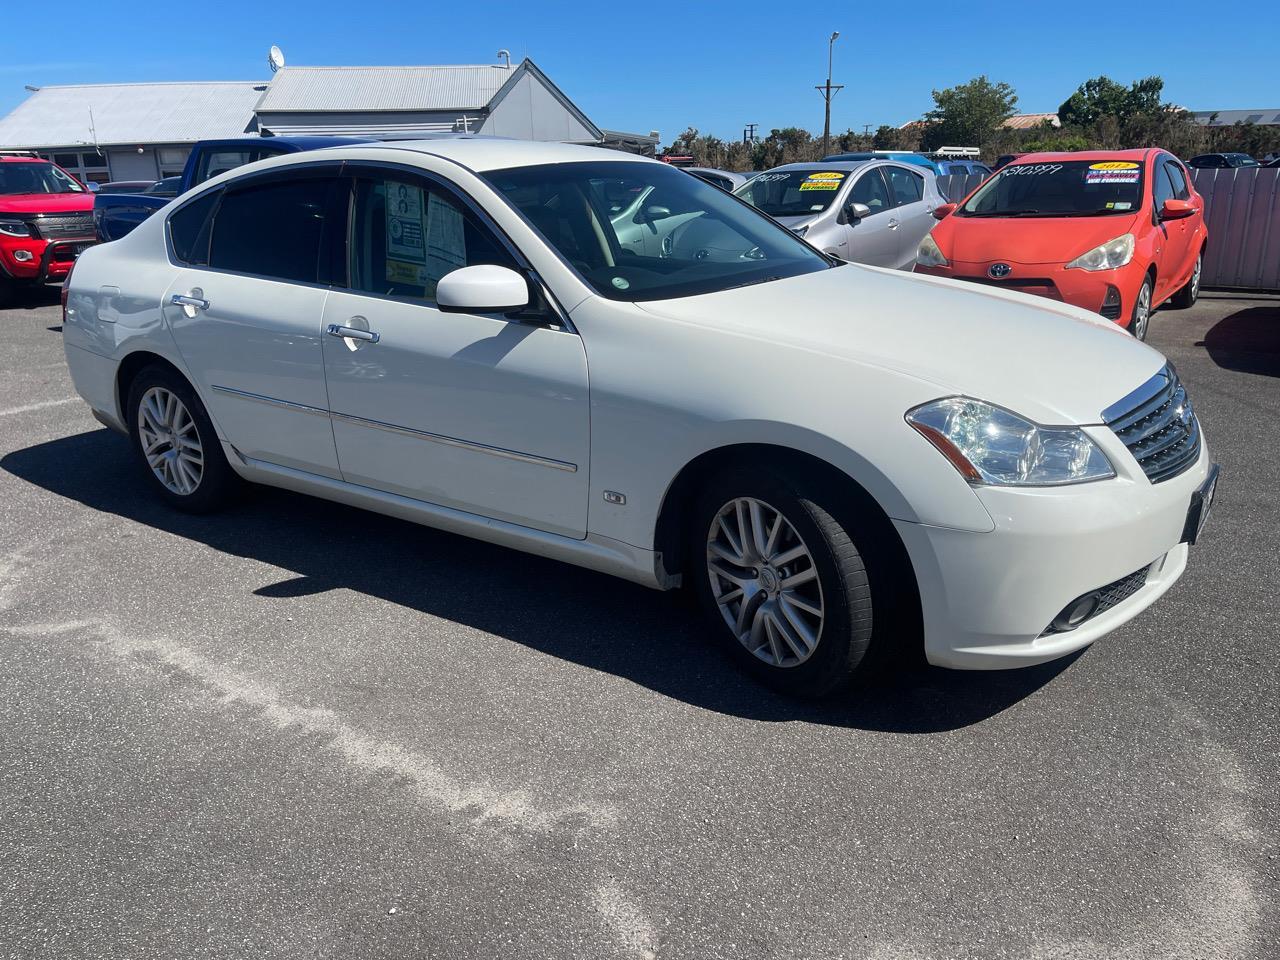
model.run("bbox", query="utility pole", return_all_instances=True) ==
[816,31,843,155]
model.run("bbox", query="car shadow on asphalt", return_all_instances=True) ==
[2,428,1078,733]
[1197,304,1280,377]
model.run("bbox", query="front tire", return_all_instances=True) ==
[689,466,897,698]
[1129,275,1153,340]
[126,364,237,512]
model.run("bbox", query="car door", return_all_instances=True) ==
[1154,157,1194,300]
[882,164,934,270]
[320,164,591,539]
[840,167,899,267]
[161,166,343,479]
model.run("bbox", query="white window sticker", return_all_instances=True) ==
[386,181,427,285]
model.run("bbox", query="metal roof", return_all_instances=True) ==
[254,65,516,113]
[0,82,265,149]
[1191,109,1280,126]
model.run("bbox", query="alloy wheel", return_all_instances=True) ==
[138,387,204,495]
[706,497,825,668]
[1132,282,1152,339]
[1191,255,1202,301]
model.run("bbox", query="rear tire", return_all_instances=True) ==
[1129,275,1153,341]
[688,465,905,698]
[1170,251,1202,309]
[126,364,238,513]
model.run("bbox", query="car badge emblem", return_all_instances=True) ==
[988,263,1012,279]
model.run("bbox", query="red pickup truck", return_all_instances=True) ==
[0,153,96,307]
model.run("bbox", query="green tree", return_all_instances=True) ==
[920,76,1017,151]
[872,124,922,151]
[1058,76,1166,128]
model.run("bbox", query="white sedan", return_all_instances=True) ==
[62,140,1217,697]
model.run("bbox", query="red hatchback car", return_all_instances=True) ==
[914,149,1206,340]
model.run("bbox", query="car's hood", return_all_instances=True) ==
[636,262,1165,425]
[936,212,1142,264]
[0,192,94,214]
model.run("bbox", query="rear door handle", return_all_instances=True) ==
[888,218,900,229]
[327,323,380,343]
[170,293,209,310]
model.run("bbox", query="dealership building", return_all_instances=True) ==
[0,58,658,185]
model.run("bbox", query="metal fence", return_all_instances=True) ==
[1190,167,1280,291]
[935,167,1280,292]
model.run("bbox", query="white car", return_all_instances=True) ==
[62,140,1217,697]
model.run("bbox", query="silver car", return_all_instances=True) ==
[735,160,944,270]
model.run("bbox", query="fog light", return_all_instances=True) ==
[1051,593,1100,633]
[13,250,34,262]
[1100,285,1122,321]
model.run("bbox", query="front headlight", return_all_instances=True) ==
[906,397,1114,486]
[916,232,949,267]
[1065,233,1134,271]
[0,219,31,238]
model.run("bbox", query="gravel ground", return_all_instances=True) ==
[1,286,1276,959]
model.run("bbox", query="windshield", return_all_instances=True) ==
[483,161,830,302]
[0,161,85,196]
[733,169,851,217]
[959,160,1144,218]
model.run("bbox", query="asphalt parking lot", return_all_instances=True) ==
[1,287,1277,959]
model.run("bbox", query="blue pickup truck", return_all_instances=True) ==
[93,136,370,243]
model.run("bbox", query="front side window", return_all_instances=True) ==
[0,161,85,196]
[1163,160,1190,200]
[884,166,924,206]
[958,159,1144,218]
[208,177,333,283]
[848,168,892,214]
[733,168,853,217]
[346,174,517,302]
[486,160,830,302]
[1153,165,1176,209]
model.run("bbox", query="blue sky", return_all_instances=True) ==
[3,1,1277,145]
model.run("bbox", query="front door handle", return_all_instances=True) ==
[170,293,210,310]
[888,218,900,229]
[327,323,380,344]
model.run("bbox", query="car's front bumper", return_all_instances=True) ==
[915,260,1145,327]
[895,426,1213,669]
[1,236,95,284]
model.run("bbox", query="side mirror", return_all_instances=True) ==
[846,202,872,222]
[641,205,672,223]
[436,265,529,314]
[1160,198,1195,220]
[86,182,99,193]
[932,203,957,220]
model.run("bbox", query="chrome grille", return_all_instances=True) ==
[29,214,95,240]
[1103,365,1201,483]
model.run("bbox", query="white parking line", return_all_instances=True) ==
[0,397,79,417]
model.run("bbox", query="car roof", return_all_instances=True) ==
[0,156,49,164]
[762,160,874,173]
[332,137,656,172]
[1008,148,1156,164]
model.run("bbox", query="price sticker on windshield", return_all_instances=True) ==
[1086,161,1140,185]
[1002,164,1064,176]
[799,171,844,191]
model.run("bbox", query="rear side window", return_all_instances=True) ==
[885,166,924,206]
[168,189,221,265]
[208,178,334,283]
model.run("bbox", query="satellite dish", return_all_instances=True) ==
[268,45,286,73]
